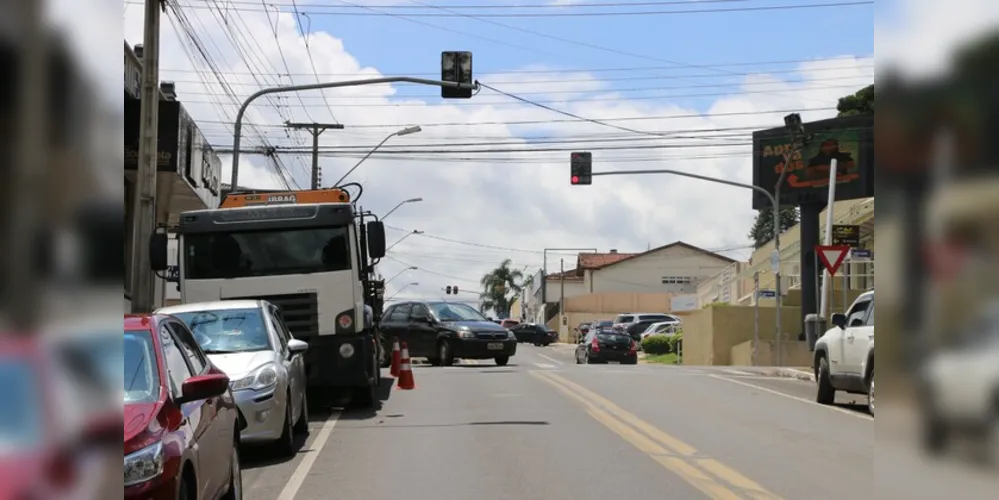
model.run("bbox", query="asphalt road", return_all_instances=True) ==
[239,344,875,500]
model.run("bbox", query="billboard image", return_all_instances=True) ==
[752,114,873,209]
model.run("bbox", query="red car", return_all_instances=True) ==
[124,314,244,500]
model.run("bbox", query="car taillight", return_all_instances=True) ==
[628,341,637,355]
[591,338,600,351]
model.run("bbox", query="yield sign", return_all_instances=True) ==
[816,245,850,275]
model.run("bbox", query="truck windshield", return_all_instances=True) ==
[184,226,351,279]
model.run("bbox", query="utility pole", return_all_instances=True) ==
[129,0,163,313]
[560,258,566,341]
[284,121,344,189]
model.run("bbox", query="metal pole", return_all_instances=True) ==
[753,272,760,366]
[285,122,344,190]
[818,158,839,320]
[560,258,566,341]
[331,132,397,188]
[231,77,476,188]
[590,169,783,355]
[129,0,162,313]
[541,247,597,321]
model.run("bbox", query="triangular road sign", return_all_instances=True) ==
[816,245,850,275]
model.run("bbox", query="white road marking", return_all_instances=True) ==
[533,363,557,369]
[709,374,873,421]
[535,353,564,365]
[276,411,341,500]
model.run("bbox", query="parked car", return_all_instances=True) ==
[574,322,592,340]
[813,291,874,414]
[124,314,243,500]
[379,301,517,366]
[157,300,310,456]
[613,313,679,331]
[510,323,558,346]
[640,321,681,340]
[576,327,638,365]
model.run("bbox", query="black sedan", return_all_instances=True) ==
[379,300,518,366]
[575,328,638,365]
[510,323,558,346]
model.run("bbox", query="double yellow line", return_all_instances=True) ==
[532,371,781,500]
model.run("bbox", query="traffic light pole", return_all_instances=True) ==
[590,169,782,357]
[230,77,478,190]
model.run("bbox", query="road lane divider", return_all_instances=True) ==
[532,371,781,500]
[276,411,340,500]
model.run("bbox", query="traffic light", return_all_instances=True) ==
[570,152,592,185]
[445,285,460,295]
[446,286,453,295]
[453,285,459,294]
[441,51,473,99]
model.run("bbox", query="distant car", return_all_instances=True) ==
[510,323,558,346]
[613,313,679,331]
[124,314,242,500]
[640,321,681,340]
[157,300,310,456]
[575,328,638,365]
[379,301,518,366]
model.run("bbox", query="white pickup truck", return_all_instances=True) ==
[813,290,875,415]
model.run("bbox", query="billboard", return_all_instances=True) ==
[752,114,873,210]
[123,99,183,173]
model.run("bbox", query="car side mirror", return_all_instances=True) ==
[830,313,847,330]
[288,339,309,355]
[176,373,230,405]
[149,231,169,272]
[366,221,386,259]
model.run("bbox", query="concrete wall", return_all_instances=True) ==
[590,245,732,294]
[680,304,803,366]
[730,340,813,367]
[564,292,675,314]
[543,279,586,303]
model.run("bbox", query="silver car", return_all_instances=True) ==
[157,300,309,456]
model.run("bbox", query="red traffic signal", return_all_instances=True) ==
[570,152,592,185]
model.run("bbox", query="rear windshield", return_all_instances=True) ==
[597,332,631,342]
[638,314,671,322]
[614,316,634,323]
[595,320,613,327]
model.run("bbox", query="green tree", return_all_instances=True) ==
[748,207,800,249]
[479,259,524,319]
[836,84,875,117]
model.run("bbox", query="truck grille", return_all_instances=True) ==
[226,292,319,338]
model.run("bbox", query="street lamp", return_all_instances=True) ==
[387,282,419,301]
[386,266,417,284]
[382,197,423,220]
[386,230,424,252]
[332,126,422,187]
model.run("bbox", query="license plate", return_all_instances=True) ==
[487,343,504,350]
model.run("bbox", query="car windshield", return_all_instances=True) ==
[428,302,488,322]
[171,308,272,354]
[184,226,352,279]
[124,330,160,404]
[596,320,613,328]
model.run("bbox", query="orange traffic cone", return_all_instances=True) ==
[390,338,402,377]
[396,342,415,390]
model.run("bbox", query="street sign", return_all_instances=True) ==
[816,245,850,275]
[832,225,860,247]
[757,289,777,299]
[849,248,872,260]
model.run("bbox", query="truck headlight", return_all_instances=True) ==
[339,343,355,358]
[124,441,164,487]
[230,363,278,391]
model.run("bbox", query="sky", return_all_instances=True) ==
[112,0,989,305]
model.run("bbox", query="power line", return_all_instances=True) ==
[174,0,822,10]
[131,1,875,18]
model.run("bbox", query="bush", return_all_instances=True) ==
[642,335,672,355]
[666,332,684,354]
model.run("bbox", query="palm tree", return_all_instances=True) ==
[479,259,523,319]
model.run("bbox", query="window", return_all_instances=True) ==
[184,226,352,280]
[388,304,411,322]
[269,308,290,352]
[160,326,194,398]
[167,322,207,375]
[410,304,431,320]
[863,301,874,326]
[638,314,671,322]
[661,277,693,285]
[124,330,159,404]
[614,315,634,324]
[171,308,272,354]
[846,298,872,327]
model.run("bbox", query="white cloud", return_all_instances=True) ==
[123,2,875,305]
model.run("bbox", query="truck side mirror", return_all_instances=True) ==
[366,221,386,259]
[149,231,168,272]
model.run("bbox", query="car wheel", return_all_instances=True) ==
[293,392,309,434]
[221,433,242,500]
[815,356,835,405]
[274,396,296,457]
[575,351,582,364]
[495,356,510,367]
[178,475,191,500]
[867,369,874,417]
[439,341,454,367]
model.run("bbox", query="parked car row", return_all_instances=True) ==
[124,299,313,499]
[574,313,682,345]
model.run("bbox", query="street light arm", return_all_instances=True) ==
[332,132,398,188]
[381,200,407,221]
[230,77,476,189]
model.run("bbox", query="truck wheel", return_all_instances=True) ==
[815,356,836,405]
[353,385,377,409]
[494,356,510,367]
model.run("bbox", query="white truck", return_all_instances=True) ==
[813,290,875,415]
[149,188,388,407]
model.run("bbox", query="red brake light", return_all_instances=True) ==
[591,337,600,351]
[628,340,637,355]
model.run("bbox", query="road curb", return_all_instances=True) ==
[770,367,815,381]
